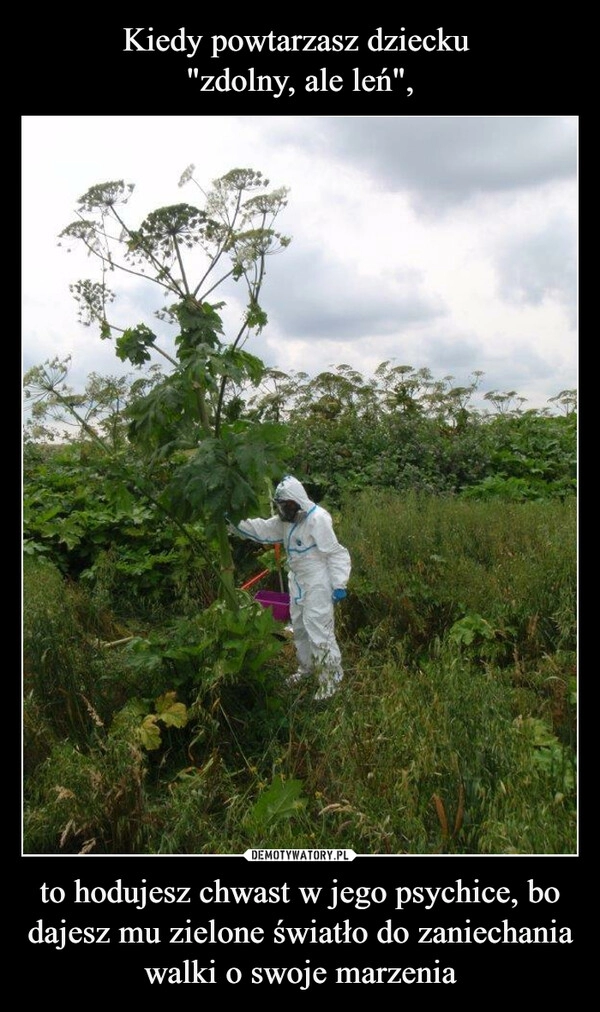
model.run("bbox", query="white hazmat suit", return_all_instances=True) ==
[231,476,351,699]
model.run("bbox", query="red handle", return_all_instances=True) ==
[240,568,271,592]
[240,544,284,591]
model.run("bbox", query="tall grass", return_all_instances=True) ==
[22,492,577,855]
[338,490,576,661]
[23,556,102,743]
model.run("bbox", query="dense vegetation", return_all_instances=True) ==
[23,376,577,855]
[22,165,577,855]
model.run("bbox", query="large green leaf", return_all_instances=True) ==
[246,777,307,829]
[166,423,287,523]
[116,324,157,365]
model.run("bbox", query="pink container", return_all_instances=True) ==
[254,590,291,622]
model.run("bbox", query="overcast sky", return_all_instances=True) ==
[22,115,578,416]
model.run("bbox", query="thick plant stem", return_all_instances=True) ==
[216,521,239,611]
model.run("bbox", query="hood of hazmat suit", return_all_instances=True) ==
[232,475,351,596]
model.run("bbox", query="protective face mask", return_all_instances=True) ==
[274,500,302,522]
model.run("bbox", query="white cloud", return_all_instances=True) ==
[22,114,578,416]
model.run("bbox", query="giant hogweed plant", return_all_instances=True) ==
[25,167,292,611]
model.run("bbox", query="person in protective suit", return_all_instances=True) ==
[229,475,351,700]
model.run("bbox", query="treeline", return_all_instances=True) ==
[24,359,577,596]
[270,364,575,505]
[25,363,577,481]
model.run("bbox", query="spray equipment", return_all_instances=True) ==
[240,542,290,622]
